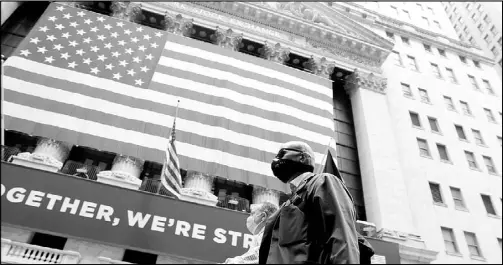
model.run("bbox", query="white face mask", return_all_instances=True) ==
[246,213,264,235]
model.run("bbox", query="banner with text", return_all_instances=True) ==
[1,162,400,263]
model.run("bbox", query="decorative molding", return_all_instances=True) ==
[110,154,144,179]
[33,138,71,163]
[214,27,243,51]
[11,152,63,172]
[399,244,439,264]
[110,2,142,22]
[144,2,386,73]
[344,69,387,95]
[164,12,193,36]
[304,56,336,79]
[260,41,290,64]
[252,186,280,206]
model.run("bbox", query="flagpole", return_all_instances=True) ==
[317,137,333,174]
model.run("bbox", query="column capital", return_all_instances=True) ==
[304,56,336,79]
[377,228,438,264]
[214,27,243,51]
[164,12,194,36]
[260,41,290,64]
[344,69,387,95]
[110,1,142,23]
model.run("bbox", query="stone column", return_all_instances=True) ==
[304,56,336,79]
[260,41,290,64]
[344,70,438,263]
[252,186,280,207]
[164,12,194,37]
[1,55,5,146]
[110,1,142,23]
[180,171,218,206]
[214,27,243,51]
[11,138,71,172]
[97,154,144,190]
[1,2,22,26]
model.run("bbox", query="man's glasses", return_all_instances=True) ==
[275,148,304,158]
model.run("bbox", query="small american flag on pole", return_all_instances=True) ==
[160,100,182,198]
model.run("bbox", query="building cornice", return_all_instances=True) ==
[139,1,393,74]
[334,2,496,65]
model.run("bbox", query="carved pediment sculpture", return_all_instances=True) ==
[214,27,243,51]
[110,1,142,23]
[260,41,290,64]
[344,69,387,95]
[164,12,194,36]
[303,56,336,79]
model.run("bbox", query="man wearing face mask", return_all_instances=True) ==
[259,141,360,264]
[221,202,279,264]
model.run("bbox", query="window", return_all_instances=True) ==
[483,156,497,174]
[417,3,423,11]
[402,83,413,97]
[122,249,158,264]
[499,37,502,46]
[459,56,467,63]
[472,129,485,145]
[419,88,430,103]
[392,51,402,66]
[428,117,440,133]
[417,138,431,157]
[434,21,441,29]
[403,10,411,19]
[463,26,469,34]
[409,112,421,127]
[460,101,472,115]
[465,151,478,169]
[386,31,394,39]
[422,17,429,26]
[491,46,499,57]
[429,182,443,203]
[484,108,496,122]
[490,26,498,36]
[30,233,68,250]
[445,68,457,83]
[450,187,466,209]
[464,232,483,257]
[424,44,432,52]
[477,24,484,33]
[469,37,475,45]
[468,75,480,90]
[444,96,455,111]
[407,55,418,71]
[431,63,442,78]
[471,13,477,22]
[438,49,446,57]
[428,7,434,15]
[498,136,502,147]
[401,36,410,45]
[482,80,494,95]
[455,125,467,140]
[437,144,450,162]
[473,60,481,68]
[483,14,490,24]
[498,238,502,251]
[391,6,399,16]
[484,34,491,44]
[481,194,496,215]
[441,227,460,254]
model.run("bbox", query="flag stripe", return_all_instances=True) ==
[160,173,181,198]
[164,161,182,189]
[4,58,334,143]
[162,35,332,96]
[159,49,333,107]
[4,87,327,163]
[5,114,288,192]
[155,56,333,115]
[3,102,288,175]
[152,63,332,120]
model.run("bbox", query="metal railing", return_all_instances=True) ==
[1,145,21,162]
[1,238,81,264]
[59,160,101,181]
[139,178,161,194]
[217,195,250,213]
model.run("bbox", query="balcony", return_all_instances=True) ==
[1,238,81,264]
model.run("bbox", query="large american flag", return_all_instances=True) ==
[3,3,336,193]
